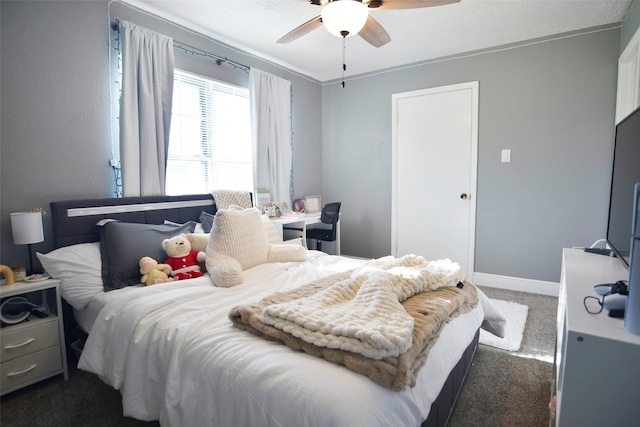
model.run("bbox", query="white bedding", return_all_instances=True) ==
[77,252,497,426]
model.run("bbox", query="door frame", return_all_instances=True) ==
[391,81,479,278]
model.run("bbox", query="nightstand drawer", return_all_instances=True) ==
[1,346,62,392]
[1,319,60,363]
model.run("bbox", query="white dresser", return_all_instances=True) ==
[1,279,68,395]
[553,249,640,426]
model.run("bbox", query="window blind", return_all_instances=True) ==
[166,70,252,195]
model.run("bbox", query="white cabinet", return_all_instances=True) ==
[554,249,640,426]
[0,279,68,395]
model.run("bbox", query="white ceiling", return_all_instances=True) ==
[123,0,632,83]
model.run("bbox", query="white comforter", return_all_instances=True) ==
[78,253,498,427]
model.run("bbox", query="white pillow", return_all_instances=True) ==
[262,214,283,244]
[207,207,269,271]
[186,233,209,253]
[228,205,281,244]
[206,252,243,288]
[267,244,307,263]
[204,207,306,287]
[36,243,103,310]
[164,219,204,234]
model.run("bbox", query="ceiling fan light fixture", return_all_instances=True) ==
[321,0,369,38]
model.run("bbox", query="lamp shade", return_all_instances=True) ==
[11,211,44,245]
[321,0,369,38]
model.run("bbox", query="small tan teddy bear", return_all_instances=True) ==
[139,256,174,286]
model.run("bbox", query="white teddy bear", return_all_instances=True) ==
[162,234,206,280]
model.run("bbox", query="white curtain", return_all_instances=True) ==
[249,68,292,206]
[119,21,174,197]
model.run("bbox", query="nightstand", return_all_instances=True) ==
[0,278,68,395]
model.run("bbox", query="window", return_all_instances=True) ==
[166,70,253,195]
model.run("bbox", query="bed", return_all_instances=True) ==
[40,193,504,427]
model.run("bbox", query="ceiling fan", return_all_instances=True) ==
[277,0,461,48]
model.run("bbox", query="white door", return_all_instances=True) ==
[391,82,478,278]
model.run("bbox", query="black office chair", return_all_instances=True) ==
[306,202,341,252]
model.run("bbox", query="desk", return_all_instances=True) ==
[270,214,341,255]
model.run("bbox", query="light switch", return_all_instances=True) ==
[501,149,511,163]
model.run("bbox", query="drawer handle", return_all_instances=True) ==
[7,364,38,377]
[4,338,35,350]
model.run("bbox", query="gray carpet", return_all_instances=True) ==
[449,286,558,427]
[1,286,557,427]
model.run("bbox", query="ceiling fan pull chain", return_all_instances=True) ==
[342,34,346,88]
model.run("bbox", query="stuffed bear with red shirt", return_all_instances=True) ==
[162,234,206,280]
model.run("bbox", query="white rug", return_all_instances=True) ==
[480,299,529,351]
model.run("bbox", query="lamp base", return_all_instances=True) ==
[26,243,43,276]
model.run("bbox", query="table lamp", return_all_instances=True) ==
[11,211,44,275]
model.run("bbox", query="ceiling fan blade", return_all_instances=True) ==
[277,15,323,44]
[359,15,391,48]
[373,0,460,10]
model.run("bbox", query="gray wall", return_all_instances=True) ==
[0,1,323,268]
[1,1,113,267]
[322,28,621,283]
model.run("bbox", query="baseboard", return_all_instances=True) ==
[472,272,559,297]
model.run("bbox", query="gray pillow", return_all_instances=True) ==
[99,221,196,291]
[199,211,215,233]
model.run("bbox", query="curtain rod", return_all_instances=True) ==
[111,21,250,73]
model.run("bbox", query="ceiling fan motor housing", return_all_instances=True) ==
[321,0,369,38]
[309,0,382,6]
[281,0,458,47]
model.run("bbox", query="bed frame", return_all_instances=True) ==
[49,194,217,362]
[50,193,217,249]
[49,193,477,427]
[424,329,478,427]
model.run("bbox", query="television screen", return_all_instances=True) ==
[607,106,640,268]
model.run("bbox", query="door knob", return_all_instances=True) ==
[460,193,469,200]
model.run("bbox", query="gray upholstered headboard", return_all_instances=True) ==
[50,194,217,249]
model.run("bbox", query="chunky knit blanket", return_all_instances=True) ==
[229,255,479,391]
